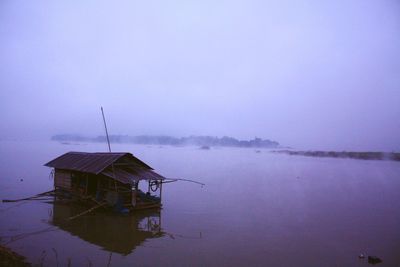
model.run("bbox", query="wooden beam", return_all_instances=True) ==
[68,202,107,221]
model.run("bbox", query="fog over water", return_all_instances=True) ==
[1,141,400,266]
[1,0,399,151]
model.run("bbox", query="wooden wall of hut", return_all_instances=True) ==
[54,169,72,190]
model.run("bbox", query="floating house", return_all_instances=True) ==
[45,152,165,211]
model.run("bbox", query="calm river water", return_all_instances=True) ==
[1,141,399,266]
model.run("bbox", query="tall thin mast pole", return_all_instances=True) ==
[101,107,118,192]
[101,107,112,152]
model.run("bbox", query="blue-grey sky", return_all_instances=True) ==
[0,0,399,151]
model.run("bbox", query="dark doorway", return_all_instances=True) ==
[87,175,98,195]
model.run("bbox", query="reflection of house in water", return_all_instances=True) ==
[51,203,164,255]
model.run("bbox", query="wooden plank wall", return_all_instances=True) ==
[54,169,72,189]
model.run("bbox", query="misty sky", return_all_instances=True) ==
[0,0,399,151]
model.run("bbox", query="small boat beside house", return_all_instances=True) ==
[45,151,166,212]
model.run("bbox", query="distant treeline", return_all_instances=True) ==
[51,134,280,148]
[274,150,400,162]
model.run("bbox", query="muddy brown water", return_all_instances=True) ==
[1,141,399,266]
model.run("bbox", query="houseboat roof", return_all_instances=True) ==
[45,152,165,184]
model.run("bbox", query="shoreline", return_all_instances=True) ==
[273,150,400,162]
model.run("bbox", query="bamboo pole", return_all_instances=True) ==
[100,107,118,192]
[67,202,106,221]
[2,190,56,202]
[101,107,111,153]
[162,178,205,186]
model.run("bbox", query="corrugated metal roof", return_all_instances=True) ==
[101,168,138,184]
[102,167,165,184]
[44,152,153,175]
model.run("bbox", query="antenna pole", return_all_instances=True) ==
[101,107,112,152]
